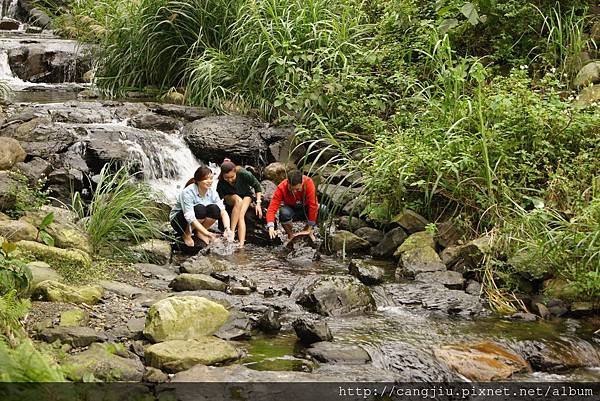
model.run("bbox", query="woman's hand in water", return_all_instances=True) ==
[223,228,234,242]
[255,203,263,219]
[268,227,277,239]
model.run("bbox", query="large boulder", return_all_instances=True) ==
[391,209,429,233]
[32,280,104,304]
[434,342,530,381]
[348,259,386,285]
[292,275,375,316]
[21,207,91,253]
[292,318,333,344]
[183,115,270,165]
[63,343,144,381]
[353,227,383,245]
[15,240,92,279]
[371,227,407,259]
[12,157,53,185]
[0,137,26,170]
[143,296,229,343]
[1,118,76,158]
[396,246,446,278]
[145,338,239,373]
[415,270,465,290]
[169,273,227,292]
[180,255,231,275]
[0,219,37,242]
[318,184,362,211]
[440,236,490,274]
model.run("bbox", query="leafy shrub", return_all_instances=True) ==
[0,338,65,382]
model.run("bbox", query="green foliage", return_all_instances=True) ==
[71,164,163,256]
[35,213,56,247]
[0,338,66,382]
[0,242,32,298]
[6,172,49,219]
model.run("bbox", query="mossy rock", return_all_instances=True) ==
[393,232,436,257]
[59,309,90,327]
[143,296,229,343]
[63,343,144,381]
[32,280,104,304]
[328,230,370,252]
[145,338,239,373]
[16,240,92,282]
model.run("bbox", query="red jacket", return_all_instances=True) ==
[266,176,319,226]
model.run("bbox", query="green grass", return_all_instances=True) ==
[71,163,163,257]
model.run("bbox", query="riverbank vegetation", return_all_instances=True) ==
[38,0,600,305]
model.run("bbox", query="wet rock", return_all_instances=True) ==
[336,216,367,232]
[12,157,53,185]
[0,18,20,31]
[240,204,275,246]
[511,339,600,372]
[370,227,407,259]
[143,367,169,383]
[292,275,375,316]
[63,343,144,381]
[35,326,107,347]
[354,227,383,245]
[257,308,281,333]
[260,179,277,204]
[434,341,530,381]
[0,137,26,170]
[415,270,464,290]
[214,310,252,340]
[99,280,146,299]
[145,103,211,122]
[129,239,171,265]
[2,118,75,159]
[0,219,37,242]
[0,171,18,210]
[169,273,227,292]
[509,312,538,322]
[59,309,90,327]
[306,342,370,365]
[574,61,600,88]
[180,255,229,275]
[392,209,429,233]
[211,271,257,291]
[144,296,229,342]
[133,263,177,281]
[465,279,482,296]
[376,342,457,381]
[532,302,551,319]
[130,113,183,131]
[435,220,465,248]
[183,115,270,165]
[292,318,333,344]
[26,261,61,286]
[569,301,597,317]
[285,236,319,265]
[169,364,328,383]
[32,280,104,304]
[145,338,239,373]
[348,259,385,285]
[230,286,252,295]
[384,283,486,316]
[328,230,370,252]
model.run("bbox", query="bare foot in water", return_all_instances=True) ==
[182,232,194,247]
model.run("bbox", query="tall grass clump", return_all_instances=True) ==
[71,164,163,256]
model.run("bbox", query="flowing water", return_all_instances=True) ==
[1,29,599,383]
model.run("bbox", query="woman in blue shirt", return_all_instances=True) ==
[170,166,233,246]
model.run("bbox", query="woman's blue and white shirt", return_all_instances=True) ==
[169,184,225,224]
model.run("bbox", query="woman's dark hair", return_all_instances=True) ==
[288,170,303,186]
[219,158,238,180]
[185,166,212,187]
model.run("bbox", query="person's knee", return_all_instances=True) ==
[279,206,294,223]
[194,204,207,220]
[206,204,221,219]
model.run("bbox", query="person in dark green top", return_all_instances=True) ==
[217,159,263,247]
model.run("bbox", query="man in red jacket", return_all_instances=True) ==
[266,170,320,240]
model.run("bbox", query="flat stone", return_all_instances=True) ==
[415,270,464,289]
[34,326,107,347]
[27,261,61,287]
[354,227,383,245]
[306,342,370,365]
[169,273,227,292]
[214,311,252,341]
[0,219,37,241]
[145,338,239,373]
[32,280,104,304]
[336,216,367,232]
[133,263,177,281]
[59,309,90,327]
[100,280,146,299]
[130,239,171,265]
[328,230,370,252]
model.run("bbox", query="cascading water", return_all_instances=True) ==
[0,0,19,20]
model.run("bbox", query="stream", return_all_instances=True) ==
[1,18,599,384]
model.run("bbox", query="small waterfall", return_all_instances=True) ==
[0,0,18,20]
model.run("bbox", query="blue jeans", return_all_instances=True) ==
[279,204,327,225]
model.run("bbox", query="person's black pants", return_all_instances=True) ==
[170,204,221,235]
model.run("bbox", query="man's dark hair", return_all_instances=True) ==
[288,170,303,186]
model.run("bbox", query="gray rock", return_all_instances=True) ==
[574,61,600,88]
[306,342,370,364]
[371,227,407,259]
[129,239,171,265]
[396,246,446,278]
[2,118,75,158]
[435,220,465,248]
[384,283,487,317]
[376,341,457,381]
[130,113,183,131]
[292,275,375,316]
[183,115,270,165]
[0,219,37,242]
[510,339,600,372]
[133,263,177,281]
[126,317,146,339]
[29,8,52,28]
[0,137,26,170]
[318,184,362,211]
[34,326,108,347]
[143,367,169,383]
[415,270,465,290]
[392,209,429,233]
[214,310,252,340]
[0,171,18,210]
[100,280,146,299]
[348,259,385,285]
[180,255,231,275]
[145,102,211,121]
[26,261,61,287]
[257,308,281,333]
[292,318,333,344]
[12,157,53,185]
[336,216,367,232]
[509,312,538,322]
[440,237,490,274]
[328,230,370,252]
[169,273,227,292]
[354,227,383,245]
[63,343,144,381]
[465,279,482,296]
